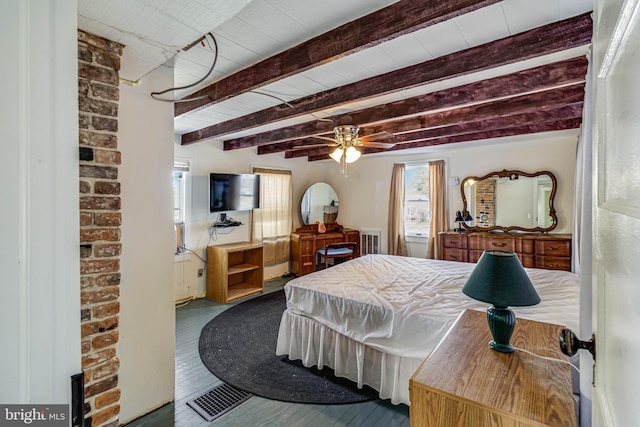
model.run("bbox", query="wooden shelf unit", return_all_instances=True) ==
[206,242,264,303]
[409,309,576,427]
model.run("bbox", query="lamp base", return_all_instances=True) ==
[486,306,516,353]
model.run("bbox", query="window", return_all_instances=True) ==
[173,171,185,223]
[404,165,431,237]
[252,167,292,266]
[174,159,190,254]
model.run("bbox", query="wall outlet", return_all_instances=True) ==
[197,268,204,277]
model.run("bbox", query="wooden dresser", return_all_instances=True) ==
[290,223,360,276]
[439,231,572,271]
[409,309,576,427]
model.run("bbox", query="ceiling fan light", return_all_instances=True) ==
[329,147,343,162]
[345,146,361,163]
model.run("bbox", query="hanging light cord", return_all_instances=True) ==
[151,32,218,103]
[251,91,341,126]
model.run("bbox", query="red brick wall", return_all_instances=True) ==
[78,30,124,427]
[475,179,496,227]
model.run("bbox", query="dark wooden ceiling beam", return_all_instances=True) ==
[357,83,584,135]
[282,102,584,158]
[174,0,499,117]
[254,82,585,155]
[181,13,592,145]
[305,118,583,161]
[256,59,587,154]
[373,118,583,153]
[227,59,587,150]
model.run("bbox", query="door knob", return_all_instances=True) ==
[559,328,596,360]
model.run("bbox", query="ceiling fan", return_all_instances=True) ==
[298,124,396,176]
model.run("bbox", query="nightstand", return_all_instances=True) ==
[409,309,576,427]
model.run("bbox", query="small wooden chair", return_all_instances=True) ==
[316,242,357,270]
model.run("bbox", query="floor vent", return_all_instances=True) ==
[187,383,252,422]
[361,229,382,255]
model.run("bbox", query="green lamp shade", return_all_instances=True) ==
[462,250,541,352]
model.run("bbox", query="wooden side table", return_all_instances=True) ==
[409,309,576,427]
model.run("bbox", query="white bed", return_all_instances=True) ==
[276,254,580,405]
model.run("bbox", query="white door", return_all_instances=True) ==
[592,0,640,425]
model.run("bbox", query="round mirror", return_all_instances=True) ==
[301,183,339,224]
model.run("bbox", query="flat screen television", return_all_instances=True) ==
[209,173,260,212]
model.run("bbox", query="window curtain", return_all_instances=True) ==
[427,160,446,259]
[387,163,407,256]
[572,50,593,425]
[252,168,292,266]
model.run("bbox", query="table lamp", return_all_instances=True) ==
[462,251,540,353]
[454,210,465,231]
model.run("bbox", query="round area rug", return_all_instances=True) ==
[198,290,379,404]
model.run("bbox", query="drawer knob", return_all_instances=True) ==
[450,255,459,260]
[491,242,507,247]
[548,246,560,251]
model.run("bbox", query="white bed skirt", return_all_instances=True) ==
[276,309,424,405]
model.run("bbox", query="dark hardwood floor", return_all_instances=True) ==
[127,277,410,426]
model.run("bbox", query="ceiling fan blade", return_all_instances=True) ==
[311,135,336,142]
[290,143,337,150]
[360,141,396,149]
[360,131,394,141]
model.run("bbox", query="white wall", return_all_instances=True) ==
[175,131,578,299]
[174,140,326,300]
[330,131,579,255]
[118,65,176,423]
[0,0,81,404]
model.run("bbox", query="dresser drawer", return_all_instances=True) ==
[300,239,313,255]
[535,240,571,257]
[442,247,468,263]
[521,239,535,254]
[469,249,483,263]
[484,237,515,252]
[442,235,467,249]
[519,254,536,268]
[535,256,571,271]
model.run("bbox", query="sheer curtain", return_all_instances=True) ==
[572,51,593,426]
[387,163,407,256]
[252,168,292,266]
[427,160,446,259]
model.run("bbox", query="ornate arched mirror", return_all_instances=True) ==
[301,182,339,224]
[461,169,558,233]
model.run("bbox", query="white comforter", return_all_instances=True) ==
[282,254,580,359]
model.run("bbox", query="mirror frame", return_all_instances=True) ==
[460,169,558,233]
[300,182,339,225]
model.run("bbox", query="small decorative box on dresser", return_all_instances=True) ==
[439,231,572,271]
[409,309,576,427]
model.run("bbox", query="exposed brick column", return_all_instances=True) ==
[475,179,496,227]
[78,30,124,427]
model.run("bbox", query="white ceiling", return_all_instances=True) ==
[78,0,593,147]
